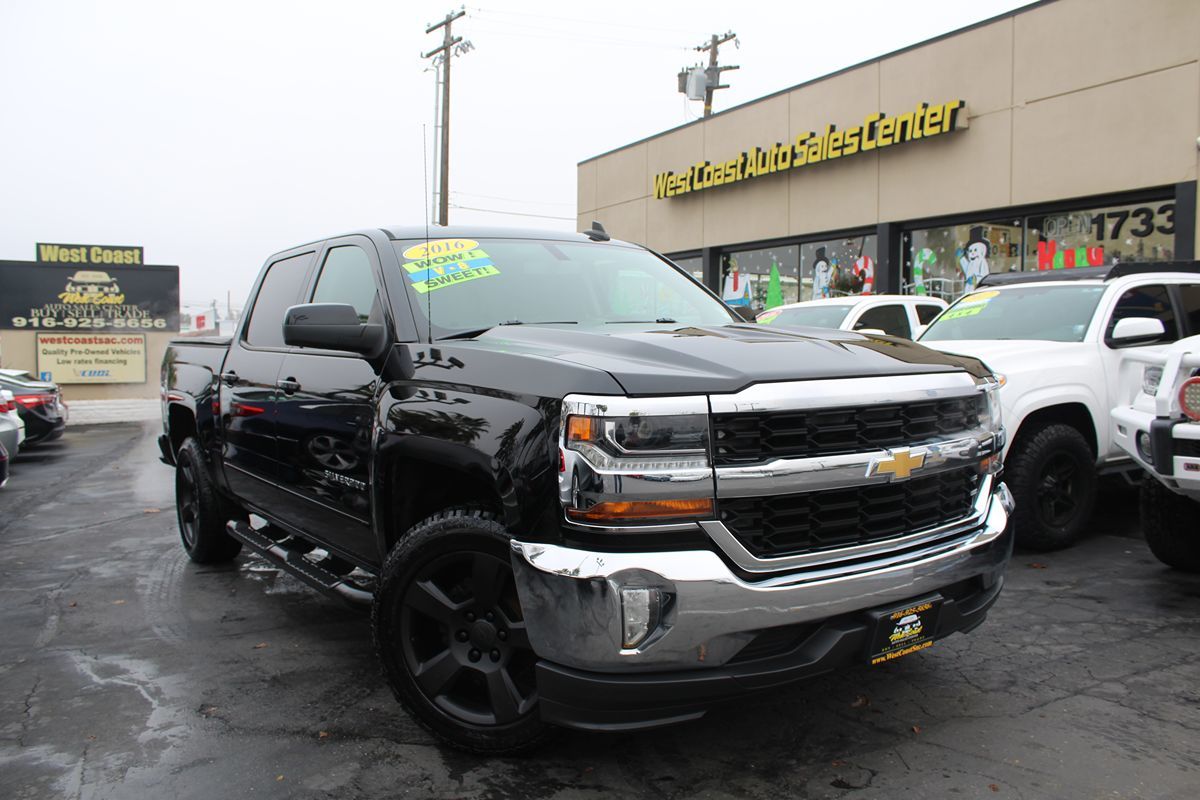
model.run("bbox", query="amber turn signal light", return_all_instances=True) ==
[566,415,596,442]
[567,498,714,522]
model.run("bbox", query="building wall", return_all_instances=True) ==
[578,0,1200,251]
[0,330,172,400]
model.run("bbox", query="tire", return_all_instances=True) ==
[1007,422,1098,551]
[371,508,550,755]
[1141,479,1200,572]
[175,438,242,564]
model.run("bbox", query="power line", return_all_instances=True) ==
[449,204,575,221]
[467,23,685,51]
[467,5,698,37]
[450,190,574,208]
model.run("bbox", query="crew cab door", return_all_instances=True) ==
[220,249,317,510]
[272,237,386,565]
[1098,282,1183,457]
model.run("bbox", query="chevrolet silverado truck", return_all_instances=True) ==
[160,224,1012,753]
[920,263,1200,551]
[1112,334,1200,571]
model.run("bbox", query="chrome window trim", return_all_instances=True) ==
[708,372,981,415]
[701,474,996,574]
[714,431,997,497]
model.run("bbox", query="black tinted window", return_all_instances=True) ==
[855,305,911,338]
[1180,284,1200,335]
[917,304,943,324]
[245,252,315,347]
[312,246,379,323]
[1106,284,1178,343]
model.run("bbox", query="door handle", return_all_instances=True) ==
[220,370,239,386]
[276,377,301,395]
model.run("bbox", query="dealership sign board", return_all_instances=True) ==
[36,332,147,384]
[652,100,967,199]
[36,242,144,266]
[0,260,179,331]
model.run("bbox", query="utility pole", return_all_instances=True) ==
[423,8,465,226]
[697,31,738,117]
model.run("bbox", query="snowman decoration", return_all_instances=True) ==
[812,246,834,299]
[959,226,991,292]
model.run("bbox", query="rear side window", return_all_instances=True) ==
[855,304,912,338]
[1179,284,1200,336]
[916,304,943,324]
[311,246,380,323]
[1106,284,1178,344]
[245,252,315,347]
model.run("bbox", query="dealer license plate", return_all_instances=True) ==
[866,595,943,665]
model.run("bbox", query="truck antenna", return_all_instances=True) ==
[423,124,432,343]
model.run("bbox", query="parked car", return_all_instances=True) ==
[0,370,67,444]
[0,439,8,489]
[920,262,1200,550]
[161,224,1012,753]
[757,295,947,338]
[0,390,25,451]
[0,407,20,467]
[1111,335,1200,571]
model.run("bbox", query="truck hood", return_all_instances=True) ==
[920,339,1086,376]
[459,324,991,395]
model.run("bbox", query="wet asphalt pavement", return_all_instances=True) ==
[1,423,1199,799]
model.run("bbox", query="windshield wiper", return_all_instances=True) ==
[605,318,678,324]
[436,320,577,340]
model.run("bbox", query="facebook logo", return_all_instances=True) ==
[40,372,52,381]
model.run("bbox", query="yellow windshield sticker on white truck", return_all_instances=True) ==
[942,290,999,320]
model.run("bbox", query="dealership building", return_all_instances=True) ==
[578,0,1199,309]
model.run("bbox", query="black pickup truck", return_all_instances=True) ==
[161,225,1013,753]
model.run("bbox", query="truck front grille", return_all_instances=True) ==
[719,467,981,558]
[711,395,983,465]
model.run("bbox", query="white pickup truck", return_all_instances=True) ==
[920,263,1200,550]
[1111,335,1200,571]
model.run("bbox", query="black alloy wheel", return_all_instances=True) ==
[177,457,201,550]
[1037,451,1082,528]
[1008,422,1097,551]
[401,549,536,726]
[174,438,243,564]
[372,509,549,754]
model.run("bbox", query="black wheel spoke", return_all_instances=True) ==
[471,554,507,607]
[414,649,462,696]
[407,579,467,623]
[486,667,522,723]
[502,619,531,651]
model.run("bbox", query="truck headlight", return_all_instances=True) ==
[979,380,1003,433]
[560,396,714,525]
[1143,366,1163,397]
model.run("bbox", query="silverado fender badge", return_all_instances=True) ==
[323,470,367,492]
[867,448,927,481]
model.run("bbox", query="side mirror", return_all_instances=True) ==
[283,303,386,356]
[732,306,758,323]
[1110,316,1166,346]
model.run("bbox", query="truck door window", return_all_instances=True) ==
[1105,284,1178,344]
[245,253,315,348]
[916,304,943,324]
[1179,284,1200,335]
[854,305,911,338]
[312,246,380,323]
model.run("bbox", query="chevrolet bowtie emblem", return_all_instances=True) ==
[868,449,927,480]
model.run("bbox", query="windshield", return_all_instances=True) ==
[758,305,851,329]
[920,284,1106,343]
[393,238,736,337]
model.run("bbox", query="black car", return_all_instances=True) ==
[0,370,67,444]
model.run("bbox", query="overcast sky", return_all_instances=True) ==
[0,0,1028,314]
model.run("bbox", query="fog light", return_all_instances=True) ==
[620,587,662,649]
[1136,431,1153,462]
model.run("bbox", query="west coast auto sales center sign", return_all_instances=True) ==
[0,259,179,384]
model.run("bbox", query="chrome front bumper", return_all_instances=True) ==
[511,482,1013,672]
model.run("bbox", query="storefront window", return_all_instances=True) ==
[799,235,878,300]
[1025,200,1175,271]
[904,198,1177,301]
[903,221,1021,301]
[720,245,799,311]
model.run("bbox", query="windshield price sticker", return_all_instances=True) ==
[402,242,500,294]
[942,290,998,320]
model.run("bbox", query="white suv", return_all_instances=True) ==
[1111,335,1200,571]
[920,263,1200,551]
[757,295,947,339]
